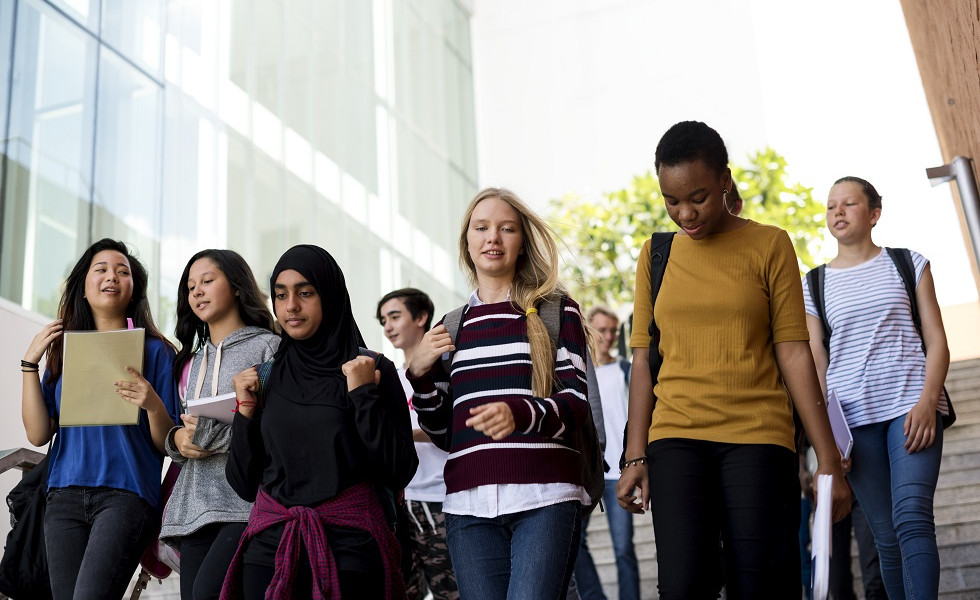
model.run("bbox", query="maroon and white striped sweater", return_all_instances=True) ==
[408,296,589,495]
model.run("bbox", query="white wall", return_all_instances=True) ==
[0,298,50,541]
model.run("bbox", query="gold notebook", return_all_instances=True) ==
[60,328,145,427]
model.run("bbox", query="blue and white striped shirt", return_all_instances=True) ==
[803,249,949,428]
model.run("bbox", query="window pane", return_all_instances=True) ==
[101,0,165,78]
[92,49,163,242]
[91,49,163,318]
[1,0,97,314]
[48,0,100,34]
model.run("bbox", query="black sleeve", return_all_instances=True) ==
[350,354,419,490]
[225,410,267,502]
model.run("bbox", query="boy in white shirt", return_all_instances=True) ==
[377,288,459,600]
[573,306,640,600]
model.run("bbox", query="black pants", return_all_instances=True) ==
[179,522,246,600]
[647,439,800,600]
[242,549,385,600]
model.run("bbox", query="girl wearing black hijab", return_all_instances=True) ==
[221,245,418,600]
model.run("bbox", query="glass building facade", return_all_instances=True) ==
[0,0,477,349]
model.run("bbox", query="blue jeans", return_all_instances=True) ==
[848,414,943,600]
[574,480,640,600]
[44,486,158,600]
[445,501,581,600]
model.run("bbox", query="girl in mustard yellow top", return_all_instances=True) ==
[615,121,851,599]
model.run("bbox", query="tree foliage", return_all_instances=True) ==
[547,147,825,310]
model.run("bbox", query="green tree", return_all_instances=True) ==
[547,147,825,310]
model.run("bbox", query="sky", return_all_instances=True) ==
[469,0,977,307]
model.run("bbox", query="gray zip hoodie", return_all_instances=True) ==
[160,325,279,548]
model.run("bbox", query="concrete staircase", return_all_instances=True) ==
[936,357,980,599]
[583,357,980,600]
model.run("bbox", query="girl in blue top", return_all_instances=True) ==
[21,238,180,600]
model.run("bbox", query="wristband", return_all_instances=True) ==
[623,456,647,468]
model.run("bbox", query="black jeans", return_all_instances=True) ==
[44,486,157,600]
[179,521,246,600]
[242,546,385,600]
[646,439,800,600]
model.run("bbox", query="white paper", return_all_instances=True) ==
[811,474,833,600]
[185,392,238,425]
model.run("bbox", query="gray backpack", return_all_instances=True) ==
[440,298,607,515]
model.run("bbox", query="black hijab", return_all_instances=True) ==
[269,245,365,403]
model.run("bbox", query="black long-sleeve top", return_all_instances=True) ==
[226,353,418,508]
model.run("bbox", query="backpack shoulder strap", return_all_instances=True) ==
[440,305,467,373]
[358,347,382,365]
[647,232,675,337]
[806,265,830,354]
[619,358,631,385]
[886,247,922,333]
[538,297,562,348]
[255,359,275,405]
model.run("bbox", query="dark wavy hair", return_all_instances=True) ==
[376,287,435,331]
[834,176,883,211]
[46,238,171,383]
[654,120,730,176]
[174,249,276,379]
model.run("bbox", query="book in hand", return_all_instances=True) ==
[186,392,238,425]
[826,389,853,460]
[60,328,145,427]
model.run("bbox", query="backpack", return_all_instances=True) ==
[805,247,956,429]
[255,349,405,529]
[441,298,607,516]
[618,232,675,470]
[0,450,54,600]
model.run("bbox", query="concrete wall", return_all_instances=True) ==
[0,298,50,541]
[900,0,980,301]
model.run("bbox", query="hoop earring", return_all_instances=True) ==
[723,188,733,215]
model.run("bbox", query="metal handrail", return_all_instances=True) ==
[0,447,45,475]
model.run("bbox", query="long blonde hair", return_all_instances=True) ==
[458,188,566,397]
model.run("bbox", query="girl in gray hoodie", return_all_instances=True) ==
[162,249,279,600]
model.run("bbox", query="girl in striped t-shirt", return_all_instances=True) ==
[407,188,591,600]
[804,176,950,599]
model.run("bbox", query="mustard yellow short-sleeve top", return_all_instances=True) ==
[629,220,809,451]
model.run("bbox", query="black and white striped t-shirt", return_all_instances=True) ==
[802,249,949,428]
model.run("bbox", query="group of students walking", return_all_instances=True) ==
[18,120,949,600]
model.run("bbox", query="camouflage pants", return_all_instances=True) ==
[404,500,459,600]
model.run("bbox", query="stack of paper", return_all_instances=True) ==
[811,474,833,600]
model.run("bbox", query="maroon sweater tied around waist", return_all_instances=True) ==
[219,482,405,600]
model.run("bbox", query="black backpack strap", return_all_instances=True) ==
[255,359,275,407]
[645,232,675,380]
[358,347,382,365]
[806,265,830,354]
[440,305,467,373]
[886,248,922,334]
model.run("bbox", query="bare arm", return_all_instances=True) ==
[775,340,851,522]
[22,321,63,446]
[904,264,949,452]
[806,314,828,398]
[616,347,654,514]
